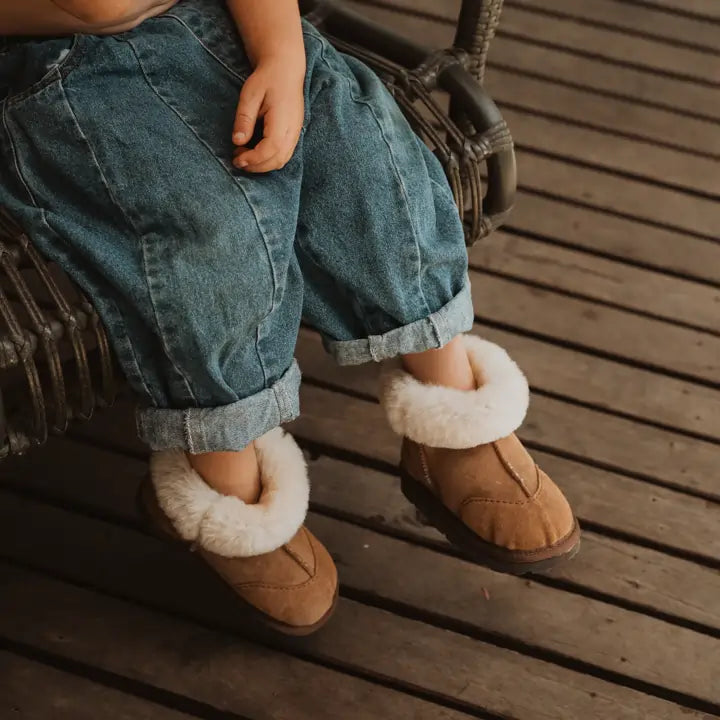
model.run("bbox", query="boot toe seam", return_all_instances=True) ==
[233,573,318,592]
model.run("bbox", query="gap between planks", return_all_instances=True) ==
[502,0,720,54]
[0,648,202,720]
[3,561,714,720]
[292,329,720,499]
[348,0,720,126]
[347,1,720,239]
[0,566,479,720]
[353,0,720,85]
[469,231,720,336]
[2,433,719,632]
[0,486,719,717]
[502,196,720,288]
[621,0,720,23]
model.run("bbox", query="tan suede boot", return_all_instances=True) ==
[381,335,580,574]
[138,428,338,635]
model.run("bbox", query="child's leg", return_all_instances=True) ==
[296,25,579,573]
[401,338,476,392]
[186,444,261,504]
[0,14,336,631]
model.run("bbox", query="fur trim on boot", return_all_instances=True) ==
[149,428,309,558]
[380,334,529,449]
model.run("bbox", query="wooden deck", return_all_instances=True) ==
[2,1,719,718]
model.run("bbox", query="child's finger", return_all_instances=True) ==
[233,137,286,171]
[233,80,263,146]
[234,108,289,169]
[238,147,292,173]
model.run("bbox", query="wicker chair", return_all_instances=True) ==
[0,0,515,459]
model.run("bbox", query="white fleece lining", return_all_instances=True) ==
[380,334,529,449]
[149,428,309,558]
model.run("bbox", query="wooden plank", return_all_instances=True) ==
[506,192,720,286]
[506,0,720,52]
[349,2,720,121]
[3,434,718,627]
[487,69,720,158]
[498,5,720,85]
[0,491,718,711]
[299,322,720,443]
[1,564,710,720]
[470,270,720,387]
[294,376,720,499]
[306,515,720,711]
[492,36,720,122]
[368,0,720,82]
[475,324,719,440]
[426,84,719,192]
[292,332,720,560]
[304,454,720,631]
[501,107,720,196]
[0,651,195,720]
[0,568,469,720]
[631,0,720,21]
[399,0,720,53]
[469,232,720,332]
[512,151,719,239]
[472,324,720,441]
[64,348,720,516]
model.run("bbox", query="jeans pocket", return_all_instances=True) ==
[2,34,86,106]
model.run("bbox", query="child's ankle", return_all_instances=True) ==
[185,445,262,504]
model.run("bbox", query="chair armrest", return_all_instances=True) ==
[453,0,504,84]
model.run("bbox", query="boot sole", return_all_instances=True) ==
[400,469,581,575]
[135,476,339,637]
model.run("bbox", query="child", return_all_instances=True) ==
[0,0,579,635]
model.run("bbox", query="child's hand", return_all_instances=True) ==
[231,61,305,173]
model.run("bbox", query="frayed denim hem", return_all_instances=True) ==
[323,281,474,366]
[135,360,302,452]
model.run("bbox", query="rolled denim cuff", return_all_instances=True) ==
[135,360,301,453]
[324,280,474,366]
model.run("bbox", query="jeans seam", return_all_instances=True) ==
[429,311,445,346]
[3,98,163,405]
[273,382,286,420]
[57,80,138,236]
[105,299,156,403]
[183,409,195,454]
[119,36,275,388]
[2,103,37,207]
[64,72,196,404]
[314,41,431,319]
[58,79,175,405]
[139,236,203,405]
[162,15,251,84]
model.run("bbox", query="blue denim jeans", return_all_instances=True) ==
[0,0,472,453]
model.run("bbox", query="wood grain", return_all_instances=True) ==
[349,1,720,121]
[469,232,720,332]
[0,488,718,713]
[0,651,196,720]
[470,270,720,386]
[2,563,711,720]
[506,193,720,285]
